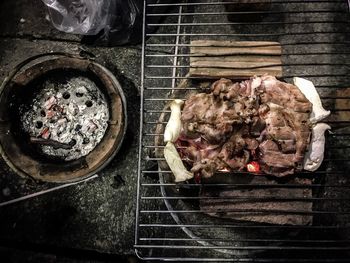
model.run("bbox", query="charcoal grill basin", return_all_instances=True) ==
[0,55,127,183]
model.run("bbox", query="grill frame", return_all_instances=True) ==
[135,0,350,261]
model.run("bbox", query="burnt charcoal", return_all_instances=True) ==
[69,139,77,146]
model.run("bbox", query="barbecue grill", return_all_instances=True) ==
[135,0,350,261]
[0,54,127,183]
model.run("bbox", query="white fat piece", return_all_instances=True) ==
[164,99,184,143]
[303,123,331,171]
[293,77,330,123]
[293,77,331,171]
[250,76,262,97]
[164,141,194,182]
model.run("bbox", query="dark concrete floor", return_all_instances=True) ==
[0,0,144,261]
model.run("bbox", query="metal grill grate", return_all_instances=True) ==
[135,0,350,261]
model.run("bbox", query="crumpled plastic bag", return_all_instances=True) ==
[42,0,142,45]
[42,0,116,35]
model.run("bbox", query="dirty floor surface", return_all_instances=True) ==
[0,0,147,262]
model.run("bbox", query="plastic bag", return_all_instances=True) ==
[42,0,171,46]
[42,0,141,45]
[42,0,117,35]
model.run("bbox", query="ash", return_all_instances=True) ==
[21,76,109,161]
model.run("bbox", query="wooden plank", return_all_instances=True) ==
[189,67,283,79]
[191,41,282,56]
[200,176,313,225]
[190,55,282,63]
[191,40,281,48]
[191,47,281,56]
[189,40,283,79]
[327,87,350,122]
[191,60,282,69]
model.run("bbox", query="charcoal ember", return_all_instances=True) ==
[84,120,98,133]
[46,110,56,119]
[56,118,67,133]
[200,176,313,225]
[44,96,57,110]
[53,104,63,112]
[20,76,109,161]
[40,127,50,139]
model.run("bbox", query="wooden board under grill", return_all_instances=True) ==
[189,40,283,79]
[332,87,350,123]
[200,176,313,225]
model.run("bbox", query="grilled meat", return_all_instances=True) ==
[178,75,312,178]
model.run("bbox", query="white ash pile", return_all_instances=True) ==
[21,76,109,161]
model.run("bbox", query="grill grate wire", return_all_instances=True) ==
[135,0,350,261]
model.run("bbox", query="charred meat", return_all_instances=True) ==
[177,75,312,178]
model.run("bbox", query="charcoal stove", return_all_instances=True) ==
[135,0,350,262]
[0,54,127,183]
